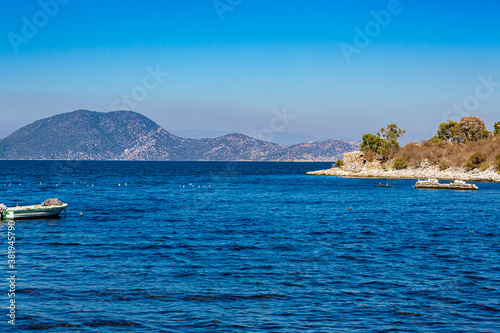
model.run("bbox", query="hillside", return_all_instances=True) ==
[0,110,184,160]
[265,139,359,162]
[0,110,358,161]
[181,133,284,161]
[390,136,500,170]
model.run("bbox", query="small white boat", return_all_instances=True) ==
[0,198,68,220]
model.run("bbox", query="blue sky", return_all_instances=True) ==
[1,0,499,143]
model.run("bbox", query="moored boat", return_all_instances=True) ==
[0,198,68,220]
[414,179,478,190]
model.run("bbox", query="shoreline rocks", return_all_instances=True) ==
[306,151,500,183]
[414,179,478,190]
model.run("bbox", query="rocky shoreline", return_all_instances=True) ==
[306,166,500,182]
[306,151,500,182]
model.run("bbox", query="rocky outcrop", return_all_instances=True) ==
[306,151,500,182]
[414,179,478,190]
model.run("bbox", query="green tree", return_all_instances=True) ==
[494,122,500,136]
[360,133,386,155]
[456,116,489,142]
[380,123,406,158]
[435,120,458,142]
[360,124,406,160]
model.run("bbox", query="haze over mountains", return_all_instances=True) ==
[172,129,328,147]
[0,110,358,161]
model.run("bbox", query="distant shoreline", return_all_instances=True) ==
[0,159,333,163]
[306,166,500,183]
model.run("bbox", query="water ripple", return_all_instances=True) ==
[0,161,499,332]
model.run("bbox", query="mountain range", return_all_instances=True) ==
[0,110,359,161]
[172,129,327,146]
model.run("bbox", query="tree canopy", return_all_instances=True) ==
[360,133,386,155]
[457,116,489,142]
[360,123,406,160]
[434,116,490,143]
[380,123,406,151]
[435,120,458,141]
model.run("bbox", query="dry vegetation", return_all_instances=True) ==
[390,136,500,170]
[359,117,500,172]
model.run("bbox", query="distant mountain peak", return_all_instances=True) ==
[0,110,359,161]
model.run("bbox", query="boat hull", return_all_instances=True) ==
[2,204,68,220]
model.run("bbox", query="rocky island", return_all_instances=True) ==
[306,150,500,182]
[307,117,500,182]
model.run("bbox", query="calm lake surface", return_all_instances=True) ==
[1,161,499,332]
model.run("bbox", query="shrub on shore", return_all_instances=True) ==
[336,159,344,168]
[393,157,407,170]
[466,152,487,170]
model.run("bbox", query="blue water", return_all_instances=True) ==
[1,161,499,332]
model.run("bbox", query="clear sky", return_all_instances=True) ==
[1,0,499,143]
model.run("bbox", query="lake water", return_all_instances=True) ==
[1,161,499,332]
